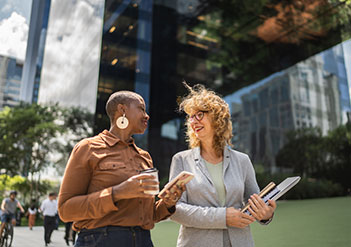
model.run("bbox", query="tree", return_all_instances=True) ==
[0,103,64,199]
[276,123,351,193]
[51,106,94,175]
[0,103,94,201]
[0,174,56,206]
[275,127,327,177]
[324,122,351,192]
[0,107,20,175]
[191,0,351,95]
[0,103,63,176]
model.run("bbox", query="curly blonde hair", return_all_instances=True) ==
[179,83,233,156]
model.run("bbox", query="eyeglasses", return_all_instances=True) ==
[188,111,207,122]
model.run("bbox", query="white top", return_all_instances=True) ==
[40,199,58,217]
[28,208,37,215]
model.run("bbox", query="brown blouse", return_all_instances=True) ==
[58,130,173,231]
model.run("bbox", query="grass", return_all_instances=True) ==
[151,196,351,247]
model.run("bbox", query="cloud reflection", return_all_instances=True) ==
[38,0,105,113]
[0,12,28,60]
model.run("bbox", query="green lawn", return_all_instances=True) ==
[151,196,351,247]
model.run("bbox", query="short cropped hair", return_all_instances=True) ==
[9,190,17,196]
[179,83,233,156]
[105,91,140,123]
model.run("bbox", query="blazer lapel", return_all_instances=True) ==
[223,146,231,206]
[193,147,214,186]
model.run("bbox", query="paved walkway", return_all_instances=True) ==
[12,226,72,247]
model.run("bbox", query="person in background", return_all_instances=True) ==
[58,91,185,247]
[63,221,76,246]
[40,192,58,246]
[26,201,37,230]
[169,83,276,247]
[0,191,25,237]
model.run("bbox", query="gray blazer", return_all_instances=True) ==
[169,146,260,247]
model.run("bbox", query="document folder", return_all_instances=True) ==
[241,176,301,215]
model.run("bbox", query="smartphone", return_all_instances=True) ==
[158,171,194,198]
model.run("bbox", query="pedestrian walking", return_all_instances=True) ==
[40,192,58,246]
[64,222,76,246]
[26,202,37,230]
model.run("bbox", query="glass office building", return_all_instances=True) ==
[96,0,351,178]
[0,0,51,108]
[38,0,104,113]
[1,0,350,179]
[0,56,23,108]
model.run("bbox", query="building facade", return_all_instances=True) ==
[0,56,23,109]
[1,0,351,178]
[231,50,344,170]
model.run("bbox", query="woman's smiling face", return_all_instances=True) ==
[188,110,214,141]
[125,96,149,135]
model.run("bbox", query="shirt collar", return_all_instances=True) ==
[99,130,139,151]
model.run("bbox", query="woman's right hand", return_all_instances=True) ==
[112,174,158,201]
[226,207,255,228]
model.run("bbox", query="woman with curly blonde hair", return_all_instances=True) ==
[169,83,276,247]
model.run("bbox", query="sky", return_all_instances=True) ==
[0,0,32,60]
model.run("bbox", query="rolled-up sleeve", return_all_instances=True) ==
[58,140,118,222]
[154,200,175,222]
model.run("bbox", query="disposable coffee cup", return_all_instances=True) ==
[140,168,159,195]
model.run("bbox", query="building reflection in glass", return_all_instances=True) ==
[96,0,351,178]
[0,56,23,109]
[0,0,32,108]
[225,40,350,171]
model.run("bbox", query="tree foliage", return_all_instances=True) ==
[0,175,55,206]
[324,122,351,191]
[52,106,94,175]
[0,103,93,203]
[0,103,63,177]
[192,0,351,95]
[276,123,351,193]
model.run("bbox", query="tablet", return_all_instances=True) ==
[241,176,301,215]
[158,171,194,198]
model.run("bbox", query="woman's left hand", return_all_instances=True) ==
[158,183,185,209]
[247,194,276,221]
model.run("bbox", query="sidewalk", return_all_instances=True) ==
[12,226,71,247]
